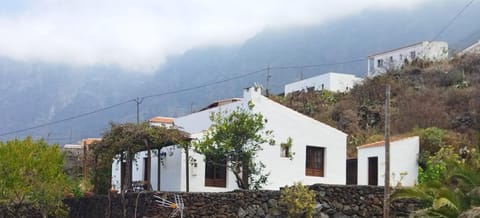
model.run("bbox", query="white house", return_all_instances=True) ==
[458,40,480,56]
[367,41,448,77]
[357,136,419,187]
[112,86,348,192]
[284,72,362,96]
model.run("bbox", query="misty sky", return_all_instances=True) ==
[0,0,432,72]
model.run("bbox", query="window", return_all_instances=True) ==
[389,56,393,62]
[305,146,325,177]
[205,159,227,187]
[377,59,384,67]
[410,51,416,59]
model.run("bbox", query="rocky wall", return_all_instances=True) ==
[64,184,420,218]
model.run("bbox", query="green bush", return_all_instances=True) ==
[279,182,316,218]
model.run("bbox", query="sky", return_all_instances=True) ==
[0,0,432,73]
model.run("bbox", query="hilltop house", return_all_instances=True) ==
[357,136,419,187]
[458,40,480,56]
[284,72,362,96]
[367,41,448,77]
[111,86,347,192]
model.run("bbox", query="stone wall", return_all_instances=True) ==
[64,184,420,218]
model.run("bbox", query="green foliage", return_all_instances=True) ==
[193,103,275,189]
[394,144,480,217]
[0,137,70,217]
[417,127,447,152]
[91,121,189,193]
[418,146,459,184]
[279,182,317,218]
[280,137,294,160]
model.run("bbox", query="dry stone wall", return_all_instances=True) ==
[63,184,420,218]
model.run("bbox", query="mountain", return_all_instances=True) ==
[1,0,480,144]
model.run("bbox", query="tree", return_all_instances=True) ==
[0,137,70,217]
[193,102,275,190]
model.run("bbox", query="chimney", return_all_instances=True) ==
[243,84,263,101]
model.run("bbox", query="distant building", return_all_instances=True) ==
[63,138,101,179]
[357,136,419,187]
[367,41,448,77]
[458,40,480,56]
[112,86,348,192]
[284,72,362,96]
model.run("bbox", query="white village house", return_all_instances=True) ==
[284,72,362,96]
[458,40,480,56]
[357,136,419,187]
[112,86,347,191]
[367,41,448,77]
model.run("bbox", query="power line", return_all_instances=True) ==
[433,0,475,40]
[0,59,365,137]
[143,67,268,99]
[0,99,135,137]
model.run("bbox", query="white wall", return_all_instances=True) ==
[284,72,362,95]
[176,87,347,191]
[112,86,348,191]
[357,136,419,187]
[253,94,347,188]
[367,41,448,77]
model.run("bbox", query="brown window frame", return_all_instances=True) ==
[305,146,325,177]
[204,159,227,188]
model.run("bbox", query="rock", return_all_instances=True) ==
[458,207,480,218]
[318,190,326,197]
[256,207,265,217]
[268,199,278,208]
[333,212,348,218]
[238,207,247,218]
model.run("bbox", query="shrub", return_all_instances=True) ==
[279,182,316,218]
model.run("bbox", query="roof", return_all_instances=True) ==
[81,138,101,145]
[460,40,480,54]
[199,98,242,111]
[368,41,426,58]
[357,136,417,149]
[63,144,82,149]
[149,116,174,124]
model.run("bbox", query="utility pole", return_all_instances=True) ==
[134,97,144,124]
[383,84,391,218]
[266,65,271,96]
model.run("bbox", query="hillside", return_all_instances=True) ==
[271,54,480,158]
[1,0,480,144]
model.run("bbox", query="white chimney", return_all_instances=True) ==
[243,84,263,101]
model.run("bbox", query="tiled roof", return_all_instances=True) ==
[357,136,414,149]
[149,116,174,124]
[81,138,101,145]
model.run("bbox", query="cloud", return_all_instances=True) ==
[0,0,431,73]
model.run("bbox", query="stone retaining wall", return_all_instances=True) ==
[64,184,420,218]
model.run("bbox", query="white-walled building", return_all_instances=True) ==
[357,136,419,187]
[367,41,448,77]
[112,86,348,192]
[458,40,480,56]
[284,72,362,96]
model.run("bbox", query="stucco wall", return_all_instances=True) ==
[357,136,419,186]
[368,41,448,77]
[112,87,347,192]
[284,72,362,95]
